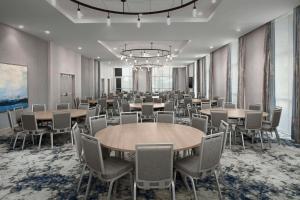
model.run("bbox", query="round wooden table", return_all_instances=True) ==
[129,103,165,110]
[35,109,87,121]
[95,123,204,152]
[200,108,268,119]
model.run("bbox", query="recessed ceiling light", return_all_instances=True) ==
[236,28,241,32]
[97,56,100,59]
[78,46,82,50]
[174,48,178,51]
[113,47,117,50]
[18,25,24,29]
[209,46,214,49]
[44,30,51,34]
[212,0,217,4]
[198,11,203,16]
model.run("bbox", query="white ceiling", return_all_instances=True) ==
[0,0,299,65]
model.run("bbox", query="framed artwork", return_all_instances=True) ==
[0,63,28,112]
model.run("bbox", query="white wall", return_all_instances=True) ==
[100,62,114,94]
[48,42,81,109]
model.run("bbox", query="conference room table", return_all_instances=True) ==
[95,123,204,152]
[34,109,87,121]
[200,108,268,119]
[88,99,114,105]
[140,96,160,99]
[191,99,217,105]
[129,102,165,110]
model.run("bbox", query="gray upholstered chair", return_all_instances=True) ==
[236,111,263,150]
[248,104,262,111]
[81,133,133,200]
[32,104,46,112]
[156,111,175,124]
[153,98,162,103]
[51,112,72,148]
[14,106,23,124]
[211,110,228,133]
[141,104,155,122]
[134,98,143,103]
[217,98,224,108]
[134,144,175,200]
[78,103,89,110]
[79,108,96,131]
[144,95,153,103]
[72,123,86,192]
[98,98,107,114]
[262,107,282,145]
[121,102,131,112]
[191,114,208,133]
[219,120,230,151]
[95,104,101,116]
[56,103,70,110]
[201,101,211,110]
[223,102,236,109]
[120,112,139,124]
[15,112,48,150]
[89,115,107,136]
[8,110,24,147]
[164,101,174,111]
[175,132,224,200]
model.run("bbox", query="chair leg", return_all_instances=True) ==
[31,135,35,145]
[77,163,87,192]
[229,131,232,149]
[274,129,281,145]
[85,171,93,200]
[171,180,176,200]
[214,170,222,200]
[21,135,26,150]
[133,182,137,200]
[70,131,74,145]
[13,133,19,150]
[188,176,198,200]
[174,170,177,186]
[50,133,54,149]
[259,131,264,150]
[107,180,115,200]
[38,133,44,150]
[266,131,271,148]
[241,133,245,150]
[129,172,133,195]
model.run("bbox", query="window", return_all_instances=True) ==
[274,13,293,137]
[114,67,132,92]
[152,66,172,92]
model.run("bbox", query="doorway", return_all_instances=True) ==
[60,73,75,108]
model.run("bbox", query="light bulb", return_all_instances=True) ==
[193,7,197,17]
[106,14,111,27]
[137,16,141,28]
[167,15,171,26]
[130,52,133,58]
[146,59,149,63]
[77,5,83,19]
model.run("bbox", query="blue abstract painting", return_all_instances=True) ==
[0,63,28,112]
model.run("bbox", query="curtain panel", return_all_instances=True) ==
[197,57,207,98]
[172,68,179,90]
[210,45,231,101]
[185,67,189,93]
[146,68,152,92]
[132,70,139,91]
[292,6,300,143]
[209,52,213,99]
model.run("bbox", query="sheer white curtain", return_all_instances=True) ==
[231,40,239,104]
[275,13,293,136]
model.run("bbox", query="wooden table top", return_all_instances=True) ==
[95,123,204,152]
[129,103,165,109]
[35,109,87,121]
[200,108,268,119]
[140,96,160,99]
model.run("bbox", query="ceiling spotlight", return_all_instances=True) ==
[209,46,214,49]
[134,59,137,63]
[137,15,141,28]
[146,59,149,63]
[113,47,118,50]
[44,30,51,34]
[78,46,82,50]
[174,48,178,51]
[193,3,197,17]
[212,0,217,4]
[157,59,160,63]
[77,4,83,19]
[97,56,100,59]
[236,28,241,32]
[18,25,24,29]
[130,52,133,58]
[125,58,128,62]
[166,12,171,26]
[198,11,203,16]
[120,56,124,60]
[106,13,111,27]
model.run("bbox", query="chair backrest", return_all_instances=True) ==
[122,102,130,112]
[52,112,71,131]
[78,103,89,110]
[8,111,17,129]
[89,115,107,136]
[198,132,224,172]
[271,107,282,128]
[74,97,80,109]
[32,104,46,112]
[245,111,262,130]
[191,114,208,134]
[217,98,224,107]
[85,108,97,126]
[86,96,93,100]
[56,103,70,110]
[141,104,154,117]
[224,102,236,109]
[81,133,105,174]
[248,104,261,111]
[153,98,162,103]
[72,123,84,162]
[164,101,174,111]
[144,95,153,103]
[135,144,173,189]
[95,104,101,116]
[184,97,192,108]
[201,102,211,110]
[211,110,228,128]
[219,120,229,154]
[120,112,138,124]
[98,98,107,110]
[81,99,89,104]
[21,112,38,131]
[14,106,23,123]
[134,98,143,103]
[156,111,174,124]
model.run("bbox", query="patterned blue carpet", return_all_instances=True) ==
[0,121,299,200]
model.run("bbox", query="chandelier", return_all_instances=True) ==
[70,0,200,28]
[120,42,174,66]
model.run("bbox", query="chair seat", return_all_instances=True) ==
[102,157,133,179]
[261,122,272,131]
[13,126,23,133]
[175,156,200,177]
